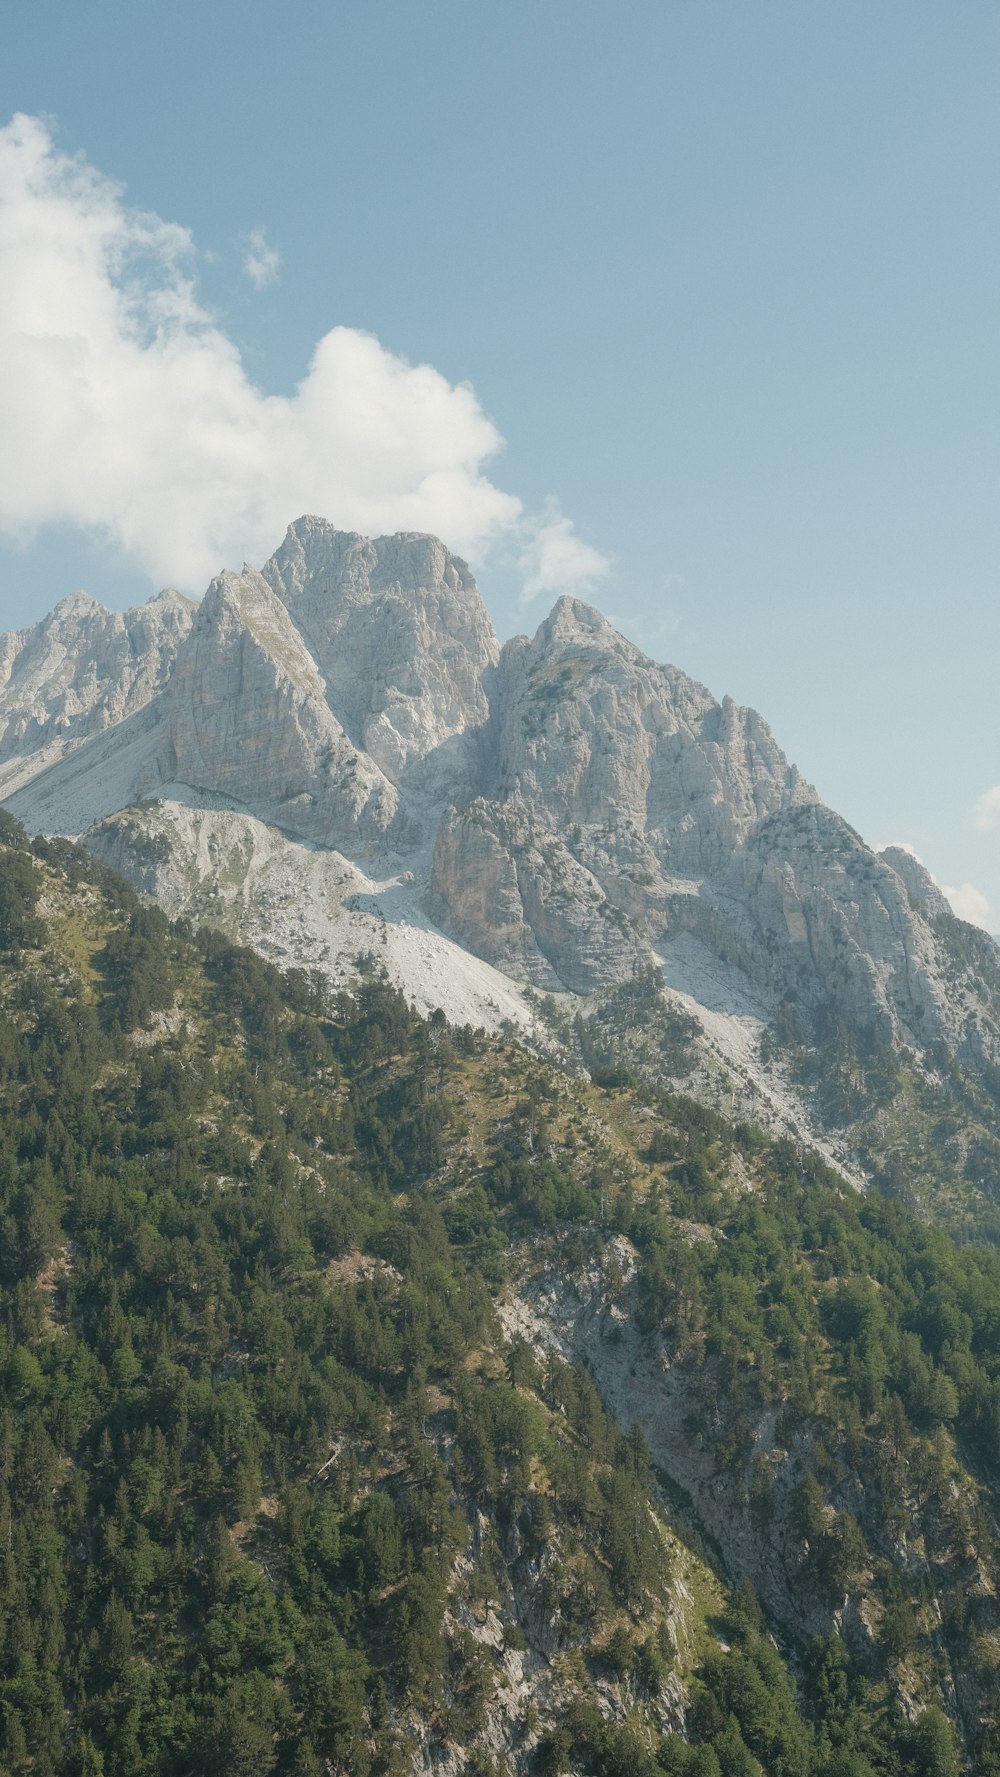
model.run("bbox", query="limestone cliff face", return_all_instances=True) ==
[668,805,950,1046]
[3,515,998,1080]
[879,844,953,921]
[487,597,812,876]
[261,517,498,799]
[430,799,649,993]
[425,597,999,1061]
[0,588,194,793]
[148,565,402,851]
[428,593,817,999]
[140,517,500,848]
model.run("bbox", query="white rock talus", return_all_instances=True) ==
[82,798,540,1038]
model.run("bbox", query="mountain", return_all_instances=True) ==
[4,517,1000,1218]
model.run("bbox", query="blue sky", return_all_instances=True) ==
[1,2,998,920]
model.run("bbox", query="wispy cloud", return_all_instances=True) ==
[519,503,609,602]
[242,225,280,290]
[941,881,993,929]
[0,113,606,600]
[973,786,1000,831]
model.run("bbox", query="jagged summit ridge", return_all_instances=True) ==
[486,598,814,874]
[0,586,195,800]
[149,564,403,849]
[1,516,994,1080]
[260,517,499,796]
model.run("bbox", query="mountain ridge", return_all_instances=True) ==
[3,516,998,1215]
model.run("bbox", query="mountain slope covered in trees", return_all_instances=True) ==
[1,817,998,1775]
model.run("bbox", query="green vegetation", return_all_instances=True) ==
[0,825,691,1774]
[531,965,699,1088]
[766,990,1000,1242]
[2,816,1000,1773]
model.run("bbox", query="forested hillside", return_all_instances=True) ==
[0,815,998,1775]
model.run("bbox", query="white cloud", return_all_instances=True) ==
[519,504,609,602]
[0,114,607,599]
[941,881,993,929]
[973,786,1000,831]
[242,225,280,290]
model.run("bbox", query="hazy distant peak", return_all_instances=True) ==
[51,589,101,618]
[146,588,198,613]
[536,593,633,649]
[37,586,195,633]
[262,515,486,620]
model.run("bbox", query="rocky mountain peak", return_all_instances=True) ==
[0,585,195,797]
[428,587,822,994]
[150,587,196,608]
[3,514,996,1108]
[180,565,330,698]
[482,594,811,870]
[533,594,636,654]
[50,589,100,619]
[148,561,401,850]
[262,515,493,636]
[258,518,499,795]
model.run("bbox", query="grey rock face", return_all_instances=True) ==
[672,805,950,1047]
[880,844,953,921]
[2,514,996,1076]
[488,597,813,875]
[0,588,194,790]
[136,517,502,851]
[261,517,498,799]
[148,565,402,851]
[430,798,649,993]
[428,593,816,995]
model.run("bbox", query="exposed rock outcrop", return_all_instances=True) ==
[4,515,998,1089]
[147,564,403,851]
[430,798,649,992]
[261,519,498,800]
[671,805,951,1048]
[0,587,194,796]
[880,843,953,921]
[488,595,813,874]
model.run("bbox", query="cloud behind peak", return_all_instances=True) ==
[0,114,606,600]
